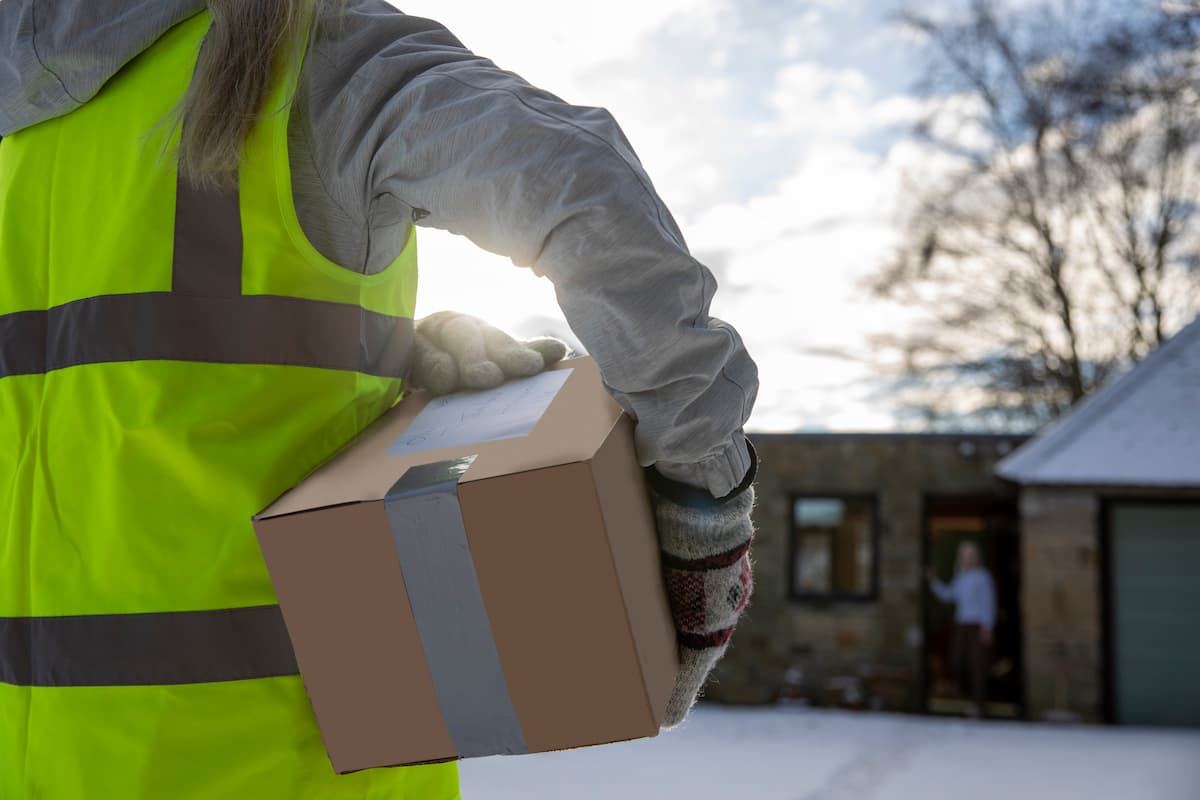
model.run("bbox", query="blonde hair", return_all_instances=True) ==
[163,0,340,192]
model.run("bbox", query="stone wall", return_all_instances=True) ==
[708,434,1022,711]
[1017,485,1200,723]
[1018,489,1102,722]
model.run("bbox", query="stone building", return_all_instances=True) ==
[997,316,1200,726]
[713,317,1200,727]
[709,433,1027,718]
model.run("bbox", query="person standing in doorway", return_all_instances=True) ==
[927,541,996,717]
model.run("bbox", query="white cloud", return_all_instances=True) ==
[396,0,725,101]
[691,135,938,431]
[392,0,940,431]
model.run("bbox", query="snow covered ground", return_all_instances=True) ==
[458,704,1200,799]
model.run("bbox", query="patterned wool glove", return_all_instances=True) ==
[647,455,756,729]
[410,310,569,396]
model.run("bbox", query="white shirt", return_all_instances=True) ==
[931,567,996,629]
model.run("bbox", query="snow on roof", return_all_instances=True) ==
[997,315,1200,487]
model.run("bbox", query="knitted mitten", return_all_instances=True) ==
[649,477,755,728]
[410,311,568,396]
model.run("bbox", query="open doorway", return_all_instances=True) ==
[922,495,1024,719]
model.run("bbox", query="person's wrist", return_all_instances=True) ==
[652,434,755,499]
[646,437,757,509]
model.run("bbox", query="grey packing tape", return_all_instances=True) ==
[384,456,529,758]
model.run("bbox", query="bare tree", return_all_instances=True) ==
[871,0,1200,429]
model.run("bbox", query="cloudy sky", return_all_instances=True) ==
[397,0,941,431]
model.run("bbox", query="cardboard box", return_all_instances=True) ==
[253,357,678,773]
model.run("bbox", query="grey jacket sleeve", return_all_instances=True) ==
[308,3,759,497]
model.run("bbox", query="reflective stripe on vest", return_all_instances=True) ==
[0,606,297,687]
[0,8,458,797]
[0,172,414,380]
[0,158,409,689]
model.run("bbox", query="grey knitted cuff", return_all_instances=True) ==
[651,484,755,562]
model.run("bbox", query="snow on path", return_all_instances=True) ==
[458,705,1200,800]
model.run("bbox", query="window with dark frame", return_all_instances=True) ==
[789,495,877,601]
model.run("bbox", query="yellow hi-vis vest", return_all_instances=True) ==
[0,8,459,798]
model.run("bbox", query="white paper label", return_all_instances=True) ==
[388,369,572,456]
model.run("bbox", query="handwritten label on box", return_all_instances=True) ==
[388,369,573,456]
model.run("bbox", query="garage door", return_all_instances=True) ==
[1110,504,1200,727]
